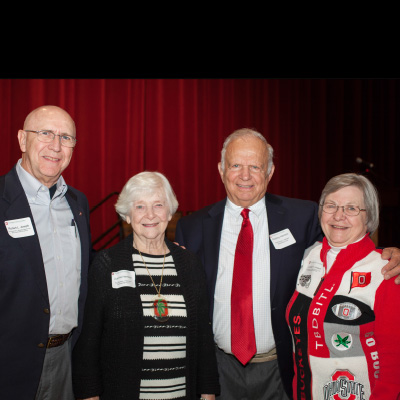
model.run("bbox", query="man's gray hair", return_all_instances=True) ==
[115,171,179,221]
[220,128,274,174]
[318,173,380,234]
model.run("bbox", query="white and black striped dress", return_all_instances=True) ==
[132,248,188,400]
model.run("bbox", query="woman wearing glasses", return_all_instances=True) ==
[286,173,400,400]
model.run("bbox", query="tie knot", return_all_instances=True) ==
[241,208,250,220]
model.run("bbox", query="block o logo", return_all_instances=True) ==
[331,370,356,400]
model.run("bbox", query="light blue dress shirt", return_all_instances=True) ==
[16,159,81,335]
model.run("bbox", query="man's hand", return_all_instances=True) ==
[200,395,216,400]
[79,397,99,400]
[381,247,400,284]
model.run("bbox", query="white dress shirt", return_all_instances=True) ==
[17,159,81,334]
[213,197,276,354]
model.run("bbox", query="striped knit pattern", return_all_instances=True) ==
[133,249,187,400]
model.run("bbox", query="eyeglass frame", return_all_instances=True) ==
[24,130,77,148]
[320,203,366,216]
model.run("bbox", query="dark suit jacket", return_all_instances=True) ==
[175,193,323,399]
[0,165,92,400]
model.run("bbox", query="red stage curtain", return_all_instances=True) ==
[1,79,399,247]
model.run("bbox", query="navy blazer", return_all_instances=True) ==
[0,165,92,400]
[175,193,323,399]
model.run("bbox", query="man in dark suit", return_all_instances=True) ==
[175,128,400,399]
[0,106,92,400]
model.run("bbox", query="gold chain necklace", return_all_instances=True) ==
[136,245,166,295]
[134,243,169,322]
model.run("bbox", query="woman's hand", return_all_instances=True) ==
[200,395,215,400]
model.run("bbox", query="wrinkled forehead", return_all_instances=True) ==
[226,136,269,164]
[24,108,76,137]
[132,188,167,203]
[325,186,365,205]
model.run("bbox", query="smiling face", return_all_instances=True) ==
[321,186,368,247]
[218,135,274,208]
[18,106,76,188]
[127,191,172,247]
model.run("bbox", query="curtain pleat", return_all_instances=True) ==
[1,78,399,247]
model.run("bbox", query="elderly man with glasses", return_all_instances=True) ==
[0,105,92,400]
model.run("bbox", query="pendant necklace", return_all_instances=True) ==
[135,243,169,322]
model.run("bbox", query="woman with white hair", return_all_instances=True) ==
[286,173,400,399]
[72,172,219,400]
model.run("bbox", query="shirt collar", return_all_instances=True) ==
[226,196,266,218]
[16,158,68,200]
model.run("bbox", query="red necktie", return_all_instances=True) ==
[231,208,256,365]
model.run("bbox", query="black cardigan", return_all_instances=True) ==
[72,234,220,399]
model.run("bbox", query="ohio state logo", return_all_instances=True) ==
[349,272,371,292]
[323,370,365,400]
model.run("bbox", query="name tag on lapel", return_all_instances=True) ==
[270,228,296,249]
[5,217,35,238]
[112,270,136,289]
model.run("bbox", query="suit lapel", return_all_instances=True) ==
[265,193,288,301]
[65,187,92,344]
[65,188,90,296]
[65,188,89,263]
[203,199,225,315]
[3,168,49,302]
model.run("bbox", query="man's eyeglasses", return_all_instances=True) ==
[24,130,77,148]
[320,203,366,216]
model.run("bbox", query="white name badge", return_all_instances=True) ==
[5,217,35,238]
[111,270,136,289]
[270,228,296,249]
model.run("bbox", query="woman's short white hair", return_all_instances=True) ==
[115,171,179,221]
[220,128,274,174]
[318,173,380,234]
